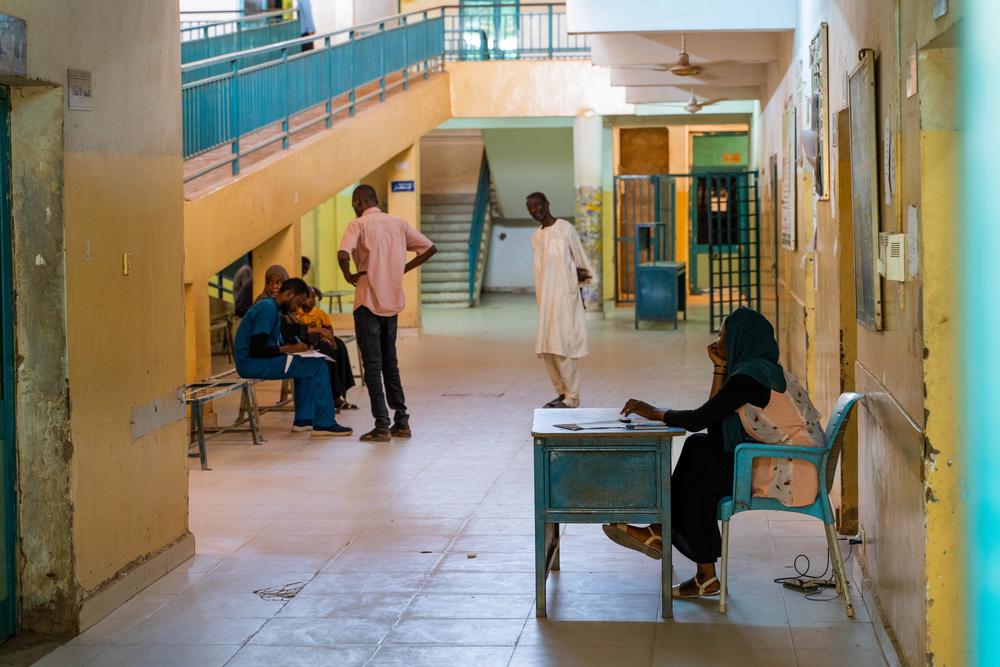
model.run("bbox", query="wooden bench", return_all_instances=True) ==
[183,370,263,470]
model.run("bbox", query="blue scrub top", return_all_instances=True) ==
[234,298,283,375]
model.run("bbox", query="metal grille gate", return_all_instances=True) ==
[613,175,676,304]
[694,171,760,332]
[615,171,760,330]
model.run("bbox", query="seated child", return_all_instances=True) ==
[294,287,358,411]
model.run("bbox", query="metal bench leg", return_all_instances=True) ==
[826,523,854,618]
[193,405,209,471]
[243,384,263,446]
[248,382,265,443]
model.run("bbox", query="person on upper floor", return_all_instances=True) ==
[605,307,824,599]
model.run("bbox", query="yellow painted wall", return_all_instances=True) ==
[1,0,189,613]
[449,61,633,118]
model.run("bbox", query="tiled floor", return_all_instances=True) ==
[39,296,886,666]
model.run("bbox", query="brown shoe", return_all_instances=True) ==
[360,428,391,442]
[390,425,411,438]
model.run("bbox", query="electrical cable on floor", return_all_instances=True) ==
[773,537,855,603]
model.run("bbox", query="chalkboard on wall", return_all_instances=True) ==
[848,50,882,330]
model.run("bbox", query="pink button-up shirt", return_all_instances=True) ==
[340,207,433,317]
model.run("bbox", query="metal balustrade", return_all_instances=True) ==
[181,10,302,84]
[181,4,588,183]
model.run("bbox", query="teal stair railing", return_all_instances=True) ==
[468,151,492,305]
[181,10,302,84]
[181,4,587,183]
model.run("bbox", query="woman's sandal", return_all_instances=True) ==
[671,574,721,598]
[601,523,662,560]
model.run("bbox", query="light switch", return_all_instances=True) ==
[123,252,133,276]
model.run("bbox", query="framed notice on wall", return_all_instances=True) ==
[781,105,797,250]
[848,49,883,330]
[809,23,830,199]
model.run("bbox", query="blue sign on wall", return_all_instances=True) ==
[391,180,415,193]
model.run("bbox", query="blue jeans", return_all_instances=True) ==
[354,306,408,430]
[236,355,338,428]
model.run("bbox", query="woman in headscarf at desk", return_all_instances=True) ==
[608,307,824,599]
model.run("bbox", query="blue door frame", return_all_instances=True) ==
[0,85,18,640]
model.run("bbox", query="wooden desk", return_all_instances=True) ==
[532,408,684,619]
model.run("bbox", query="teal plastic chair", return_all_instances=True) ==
[716,392,864,617]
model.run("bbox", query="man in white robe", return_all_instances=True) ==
[526,192,595,408]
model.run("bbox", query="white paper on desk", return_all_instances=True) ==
[284,350,334,373]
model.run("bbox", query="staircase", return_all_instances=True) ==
[421,193,476,306]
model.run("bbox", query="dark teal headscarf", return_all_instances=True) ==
[721,307,786,452]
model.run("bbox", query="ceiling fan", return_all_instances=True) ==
[621,34,702,75]
[684,89,727,113]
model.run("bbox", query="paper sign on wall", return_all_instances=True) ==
[907,205,919,278]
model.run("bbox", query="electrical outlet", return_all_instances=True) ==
[858,524,866,554]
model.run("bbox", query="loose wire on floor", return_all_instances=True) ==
[773,538,855,603]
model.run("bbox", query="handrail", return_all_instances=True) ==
[180,9,292,36]
[181,3,587,182]
[182,8,447,72]
[468,151,492,305]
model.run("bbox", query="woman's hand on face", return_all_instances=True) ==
[620,399,661,421]
[707,341,726,367]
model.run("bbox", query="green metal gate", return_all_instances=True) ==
[613,174,677,304]
[691,170,760,332]
[0,85,18,640]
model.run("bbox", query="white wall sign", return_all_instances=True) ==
[907,205,919,278]
[781,105,797,251]
[68,69,93,111]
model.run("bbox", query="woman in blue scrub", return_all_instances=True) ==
[234,277,352,437]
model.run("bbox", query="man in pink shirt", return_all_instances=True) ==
[338,184,437,441]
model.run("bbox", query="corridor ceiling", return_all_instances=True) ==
[566,1,794,111]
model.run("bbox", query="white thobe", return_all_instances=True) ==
[532,219,595,359]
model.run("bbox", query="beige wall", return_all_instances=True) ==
[0,0,188,630]
[756,0,962,663]
[421,130,484,195]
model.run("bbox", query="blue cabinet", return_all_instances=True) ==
[635,261,686,329]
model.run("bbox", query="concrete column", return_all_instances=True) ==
[573,110,604,315]
[386,143,422,329]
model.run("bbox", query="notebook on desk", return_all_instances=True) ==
[553,418,670,431]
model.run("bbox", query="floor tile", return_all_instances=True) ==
[226,645,376,666]
[651,645,798,667]
[79,644,241,667]
[384,617,526,645]
[518,619,657,647]
[323,549,443,573]
[249,617,394,646]
[369,645,514,666]
[278,593,413,619]
[116,615,267,646]
[790,622,880,650]
[402,593,535,619]
[509,644,653,666]
[795,648,887,666]
[301,572,428,595]
[32,645,110,667]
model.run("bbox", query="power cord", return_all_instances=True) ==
[774,536,856,602]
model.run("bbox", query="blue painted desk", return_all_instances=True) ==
[532,408,684,618]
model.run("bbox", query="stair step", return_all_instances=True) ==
[421,193,476,206]
[432,251,466,263]
[423,270,468,282]
[425,260,469,271]
[422,230,468,241]
[422,212,473,223]
[422,292,470,304]
[423,280,469,292]
[431,243,467,254]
